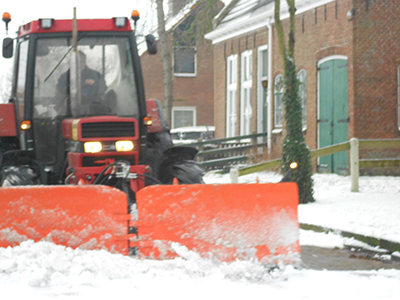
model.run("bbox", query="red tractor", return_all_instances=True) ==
[0,12,203,201]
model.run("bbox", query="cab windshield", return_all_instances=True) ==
[33,36,139,119]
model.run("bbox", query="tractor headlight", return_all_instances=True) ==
[84,142,102,153]
[40,18,54,29]
[114,17,127,28]
[115,141,134,152]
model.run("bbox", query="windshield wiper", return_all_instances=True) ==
[44,47,73,82]
[44,33,86,82]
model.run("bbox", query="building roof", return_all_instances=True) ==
[205,0,335,44]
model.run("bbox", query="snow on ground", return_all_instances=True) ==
[1,171,400,299]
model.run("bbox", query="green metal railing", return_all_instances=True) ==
[177,132,268,170]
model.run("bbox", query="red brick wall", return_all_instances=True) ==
[274,0,354,159]
[141,39,215,128]
[213,0,356,161]
[353,0,400,139]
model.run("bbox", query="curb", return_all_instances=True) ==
[300,223,400,260]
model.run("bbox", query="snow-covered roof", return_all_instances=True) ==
[205,0,335,44]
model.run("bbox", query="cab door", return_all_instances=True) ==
[13,39,30,150]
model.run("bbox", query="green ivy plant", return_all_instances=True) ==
[275,0,314,203]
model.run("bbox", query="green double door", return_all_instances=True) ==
[318,58,349,174]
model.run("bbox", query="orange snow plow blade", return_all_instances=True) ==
[134,182,300,263]
[0,185,132,254]
[0,182,300,263]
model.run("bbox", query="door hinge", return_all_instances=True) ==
[337,117,350,123]
[317,66,329,71]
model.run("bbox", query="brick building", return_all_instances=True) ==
[205,0,400,174]
[141,1,222,129]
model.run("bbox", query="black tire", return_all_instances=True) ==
[1,166,38,187]
[156,146,204,184]
[167,160,204,184]
[140,131,174,186]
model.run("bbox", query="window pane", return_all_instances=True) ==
[249,54,252,78]
[174,47,195,74]
[226,55,237,137]
[297,69,307,127]
[262,49,268,77]
[34,37,139,119]
[398,66,400,130]
[243,56,248,81]
[173,110,194,128]
[17,40,29,121]
[229,60,233,84]
[274,74,284,128]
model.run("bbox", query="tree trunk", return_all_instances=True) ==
[156,0,173,127]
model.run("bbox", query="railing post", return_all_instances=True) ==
[230,168,239,183]
[251,131,257,146]
[350,138,359,192]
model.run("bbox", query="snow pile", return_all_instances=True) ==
[1,239,400,299]
[0,240,290,288]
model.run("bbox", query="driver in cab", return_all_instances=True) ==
[56,50,107,115]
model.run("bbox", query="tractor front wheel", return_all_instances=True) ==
[1,166,39,187]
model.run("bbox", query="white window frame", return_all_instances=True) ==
[173,46,197,77]
[297,69,307,129]
[274,74,284,129]
[171,106,196,129]
[257,45,268,138]
[240,50,253,135]
[226,54,237,137]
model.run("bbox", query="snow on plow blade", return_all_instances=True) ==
[0,185,131,254]
[0,183,300,263]
[134,182,300,263]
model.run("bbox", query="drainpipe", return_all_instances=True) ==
[266,17,273,153]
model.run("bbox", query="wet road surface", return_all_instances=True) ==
[301,246,400,271]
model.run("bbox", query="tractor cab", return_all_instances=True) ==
[1,14,157,184]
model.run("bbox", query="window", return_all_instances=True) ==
[226,54,237,137]
[173,46,196,76]
[240,50,252,135]
[274,74,284,128]
[32,37,140,164]
[33,37,139,119]
[297,69,307,128]
[172,106,196,128]
[16,40,29,121]
[398,66,400,130]
[257,45,268,138]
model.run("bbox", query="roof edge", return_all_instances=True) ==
[205,0,335,44]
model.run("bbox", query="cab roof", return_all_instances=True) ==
[18,18,132,37]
